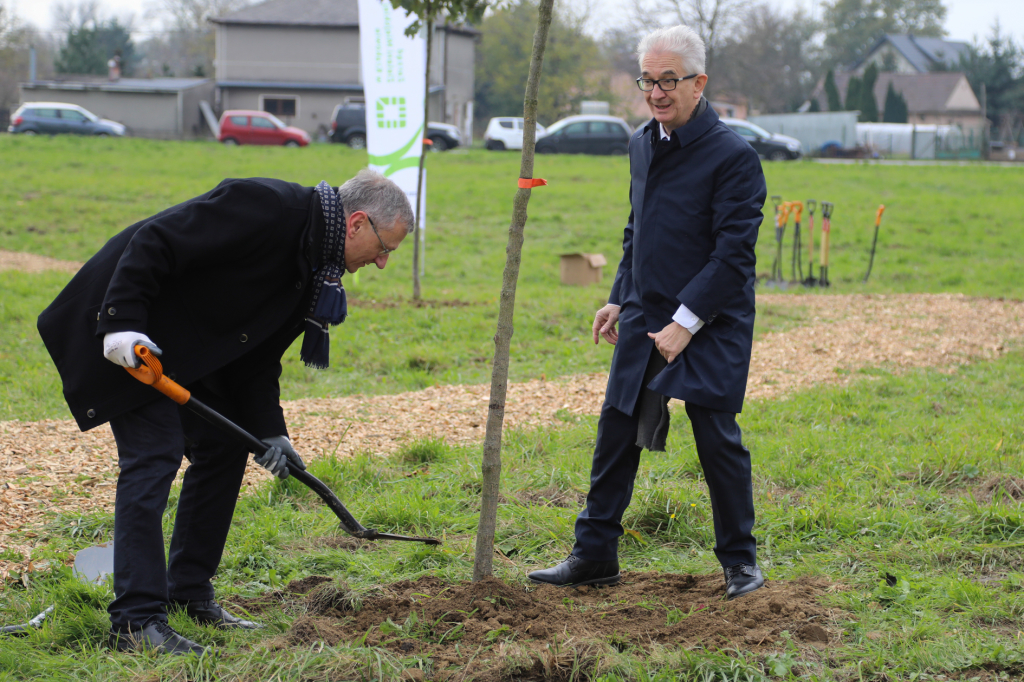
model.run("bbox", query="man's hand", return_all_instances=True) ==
[647,322,692,363]
[103,332,163,369]
[256,435,306,479]
[593,304,621,345]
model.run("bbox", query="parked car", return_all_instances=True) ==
[535,115,632,155]
[483,117,548,150]
[8,102,126,136]
[218,110,310,147]
[721,118,802,160]
[330,103,461,150]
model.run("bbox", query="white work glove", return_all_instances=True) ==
[102,331,163,369]
[256,435,306,479]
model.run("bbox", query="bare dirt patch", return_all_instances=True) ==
[2,293,1023,581]
[275,573,844,681]
[976,476,1024,504]
[0,249,81,274]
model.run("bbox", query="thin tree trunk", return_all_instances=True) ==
[413,16,433,301]
[472,0,555,582]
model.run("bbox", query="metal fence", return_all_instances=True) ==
[856,123,984,160]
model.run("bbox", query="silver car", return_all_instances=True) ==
[8,102,127,137]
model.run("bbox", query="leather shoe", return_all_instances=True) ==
[171,598,263,630]
[109,620,208,655]
[528,555,620,587]
[724,563,764,600]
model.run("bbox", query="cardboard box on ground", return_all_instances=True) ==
[560,253,607,285]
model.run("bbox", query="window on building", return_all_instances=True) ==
[263,97,297,117]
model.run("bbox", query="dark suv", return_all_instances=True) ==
[330,103,461,151]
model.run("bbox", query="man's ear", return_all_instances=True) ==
[695,74,709,99]
[346,211,364,236]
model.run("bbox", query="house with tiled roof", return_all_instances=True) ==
[211,0,477,138]
[812,70,984,129]
[850,34,971,75]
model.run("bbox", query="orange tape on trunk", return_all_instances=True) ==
[124,345,191,405]
[518,178,548,188]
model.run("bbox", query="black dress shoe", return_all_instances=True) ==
[528,555,621,587]
[109,620,209,655]
[171,599,263,630]
[724,563,764,600]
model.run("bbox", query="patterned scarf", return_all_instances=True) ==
[300,181,348,369]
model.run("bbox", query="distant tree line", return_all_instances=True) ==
[475,0,1022,132]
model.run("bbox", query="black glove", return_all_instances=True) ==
[255,435,306,479]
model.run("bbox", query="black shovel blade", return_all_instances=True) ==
[368,532,443,545]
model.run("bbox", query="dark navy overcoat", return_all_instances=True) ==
[605,105,767,415]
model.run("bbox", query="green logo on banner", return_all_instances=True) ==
[376,97,407,129]
[368,123,424,178]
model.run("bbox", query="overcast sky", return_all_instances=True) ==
[10,0,1022,45]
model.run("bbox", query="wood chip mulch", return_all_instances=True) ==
[2,293,1022,582]
[0,249,82,274]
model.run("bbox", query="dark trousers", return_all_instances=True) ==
[107,393,249,631]
[573,378,757,568]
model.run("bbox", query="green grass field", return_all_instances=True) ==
[1,136,1023,680]
[2,136,1023,421]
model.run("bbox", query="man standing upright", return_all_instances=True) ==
[529,25,767,599]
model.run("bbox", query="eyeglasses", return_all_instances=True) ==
[636,74,699,92]
[365,214,396,255]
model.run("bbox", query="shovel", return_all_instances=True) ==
[789,201,804,283]
[769,201,791,288]
[819,202,834,287]
[863,204,886,283]
[802,200,817,286]
[122,345,441,546]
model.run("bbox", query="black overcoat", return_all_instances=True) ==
[37,178,322,434]
[605,106,767,415]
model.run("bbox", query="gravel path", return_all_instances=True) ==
[2,293,1023,581]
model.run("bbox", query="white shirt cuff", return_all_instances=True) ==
[672,303,704,334]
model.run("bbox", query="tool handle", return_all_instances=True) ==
[123,348,441,545]
[771,195,782,208]
[808,214,815,263]
[792,201,803,223]
[806,199,816,214]
[875,204,886,227]
[821,230,830,267]
[125,346,191,405]
[779,202,791,225]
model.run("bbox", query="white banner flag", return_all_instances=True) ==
[357,0,425,227]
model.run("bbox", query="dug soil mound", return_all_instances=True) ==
[283,572,843,680]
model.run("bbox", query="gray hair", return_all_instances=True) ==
[637,25,706,75]
[337,168,415,235]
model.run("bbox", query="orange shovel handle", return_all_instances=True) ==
[875,204,886,227]
[124,345,191,405]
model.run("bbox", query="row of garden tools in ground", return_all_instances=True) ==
[767,197,833,289]
[765,198,886,289]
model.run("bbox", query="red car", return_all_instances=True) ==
[218,110,310,147]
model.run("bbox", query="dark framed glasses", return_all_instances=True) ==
[636,73,699,91]
[365,214,396,255]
